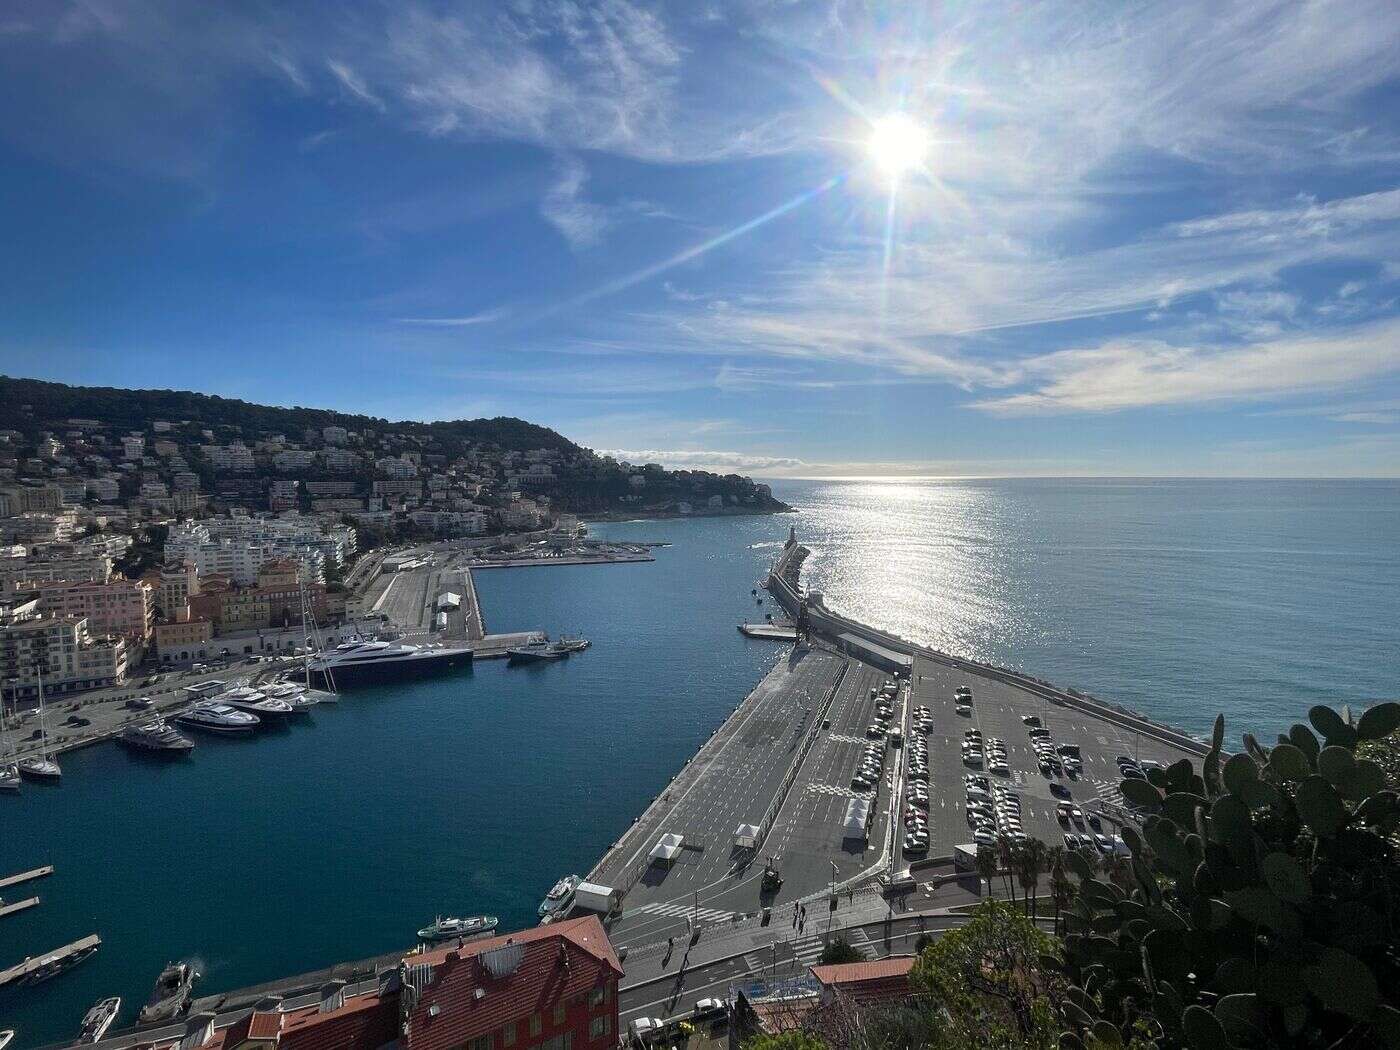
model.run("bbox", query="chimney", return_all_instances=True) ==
[319,979,346,1014]
[178,1011,217,1049]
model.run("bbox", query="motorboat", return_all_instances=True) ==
[417,914,499,942]
[554,636,591,653]
[538,875,580,918]
[212,686,293,723]
[175,701,260,735]
[262,682,321,715]
[78,997,121,1043]
[0,764,18,792]
[305,639,473,689]
[139,961,198,1024]
[0,1029,13,1049]
[118,718,194,754]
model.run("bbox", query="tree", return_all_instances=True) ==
[1056,702,1400,1049]
[743,1032,828,1050]
[912,899,1063,1048]
[819,936,865,965]
[976,844,1000,897]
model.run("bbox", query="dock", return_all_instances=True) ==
[739,621,798,640]
[0,895,40,919]
[0,933,100,989]
[0,864,53,891]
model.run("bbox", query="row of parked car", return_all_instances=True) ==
[853,679,901,790]
[903,711,932,853]
[965,778,1025,847]
[954,684,973,717]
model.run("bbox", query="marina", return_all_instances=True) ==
[0,867,53,892]
[0,898,41,921]
[0,936,101,991]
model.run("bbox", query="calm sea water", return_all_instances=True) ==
[2,478,1396,1045]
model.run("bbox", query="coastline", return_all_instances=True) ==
[579,504,793,523]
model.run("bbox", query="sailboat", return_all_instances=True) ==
[17,669,61,781]
[297,567,339,703]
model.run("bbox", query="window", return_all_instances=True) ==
[502,1025,516,1047]
[530,1014,542,1037]
[540,1035,572,1050]
[588,988,604,1009]
[589,1017,610,1040]
[553,1002,566,1025]
[468,1037,491,1050]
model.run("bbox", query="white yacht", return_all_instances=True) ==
[538,874,581,918]
[212,686,293,723]
[118,718,194,754]
[17,674,60,781]
[261,681,320,714]
[305,639,473,689]
[176,701,261,735]
[78,996,121,1043]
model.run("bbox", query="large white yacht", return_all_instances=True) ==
[305,639,473,689]
[212,686,293,723]
[260,681,321,715]
[175,701,261,735]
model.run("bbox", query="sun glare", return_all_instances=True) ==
[867,113,928,180]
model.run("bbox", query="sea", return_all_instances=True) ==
[2,477,1396,1046]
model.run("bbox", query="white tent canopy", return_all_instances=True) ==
[734,823,760,849]
[843,798,871,839]
[649,832,685,863]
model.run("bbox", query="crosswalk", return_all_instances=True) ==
[629,901,737,924]
[806,782,873,800]
[1093,779,1126,807]
[742,928,873,973]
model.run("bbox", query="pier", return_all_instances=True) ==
[0,896,40,920]
[0,933,100,989]
[0,864,54,891]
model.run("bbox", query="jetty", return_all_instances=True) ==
[0,933,100,989]
[0,864,53,891]
[738,621,797,640]
[0,896,40,920]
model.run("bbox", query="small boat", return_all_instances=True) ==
[538,874,580,918]
[18,756,61,781]
[176,701,260,735]
[555,636,591,653]
[417,914,499,942]
[0,1029,14,1049]
[78,997,121,1043]
[261,682,321,713]
[0,764,19,792]
[118,719,194,754]
[139,961,198,1024]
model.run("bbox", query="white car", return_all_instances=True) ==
[630,1018,663,1038]
[694,998,728,1016]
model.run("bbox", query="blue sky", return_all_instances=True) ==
[2,1,1400,476]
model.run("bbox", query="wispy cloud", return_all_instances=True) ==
[396,307,511,327]
[969,318,1400,415]
[327,59,384,111]
[540,156,609,249]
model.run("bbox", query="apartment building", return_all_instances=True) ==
[0,596,128,699]
[26,578,154,642]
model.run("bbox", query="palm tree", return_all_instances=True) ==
[1050,863,1075,937]
[995,834,1017,905]
[974,844,998,897]
[1019,838,1047,921]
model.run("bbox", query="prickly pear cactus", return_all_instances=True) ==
[1054,704,1400,1049]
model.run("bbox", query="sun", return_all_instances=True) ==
[867,113,928,180]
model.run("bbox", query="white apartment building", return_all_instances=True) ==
[375,456,418,478]
[203,443,256,470]
[322,426,349,444]
[319,450,362,472]
[273,449,316,471]
[57,478,89,504]
[0,597,128,699]
[407,509,487,535]
[122,435,145,460]
[172,472,200,493]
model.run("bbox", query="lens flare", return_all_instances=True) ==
[868,113,928,179]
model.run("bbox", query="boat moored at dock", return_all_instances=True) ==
[416,914,499,942]
[118,718,195,754]
[78,996,121,1043]
[538,875,580,918]
[175,701,260,735]
[305,639,473,689]
[2,934,101,989]
[138,961,197,1023]
[213,686,294,723]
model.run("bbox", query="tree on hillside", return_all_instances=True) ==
[743,1031,829,1050]
[912,899,1063,1049]
[1055,702,1400,1049]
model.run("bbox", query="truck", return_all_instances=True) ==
[435,611,449,631]
[572,881,622,915]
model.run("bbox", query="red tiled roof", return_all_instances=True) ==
[246,1011,285,1040]
[278,994,400,1050]
[809,956,916,986]
[404,916,621,1050]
